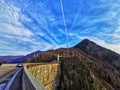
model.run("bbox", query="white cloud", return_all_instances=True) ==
[0,0,20,26]
[58,28,65,34]
[0,0,37,55]
[0,0,33,40]
[35,32,45,36]
[0,23,33,37]
[114,26,120,33]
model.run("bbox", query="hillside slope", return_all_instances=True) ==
[59,57,106,90]
[75,39,120,72]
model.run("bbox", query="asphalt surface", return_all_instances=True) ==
[0,67,22,90]
[8,68,23,90]
[0,66,17,78]
[0,68,18,84]
[0,65,45,90]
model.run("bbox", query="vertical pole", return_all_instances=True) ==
[57,54,60,62]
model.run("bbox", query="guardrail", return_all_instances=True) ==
[4,66,46,90]
[23,65,46,90]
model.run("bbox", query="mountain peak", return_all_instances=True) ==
[81,38,90,42]
[80,39,96,45]
[75,39,120,72]
[75,39,97,50]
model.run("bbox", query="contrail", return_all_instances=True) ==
[60,0,68,48]
[70,0,83,31]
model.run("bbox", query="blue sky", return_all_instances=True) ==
[0,0,120,55]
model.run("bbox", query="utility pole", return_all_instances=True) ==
[57,54,60,62]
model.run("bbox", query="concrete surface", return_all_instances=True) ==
[22,66,46,90]
[26,63,60,90]
[4,68,23,90]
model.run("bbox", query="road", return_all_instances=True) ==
[8,68,23,90]
[0,66,17,77]
[0,64,44,90]
[0,66,20,90]
[0,66,18,83]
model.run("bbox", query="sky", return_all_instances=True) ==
[0,0,120,55]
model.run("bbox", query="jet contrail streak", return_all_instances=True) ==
[60,0,68,48]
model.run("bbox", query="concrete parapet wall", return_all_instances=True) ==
[26,63,60,90]
[23,66,46,90]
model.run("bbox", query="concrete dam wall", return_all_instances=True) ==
[26,63,61,90]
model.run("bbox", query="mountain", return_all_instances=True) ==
[0,56,23,63]
[23,48,83,63]
[12,50,42,63]
[74,39,120,72]
[23,39,120,90]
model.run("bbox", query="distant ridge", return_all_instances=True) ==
[11,50,42,63]
[0,56,23,63]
